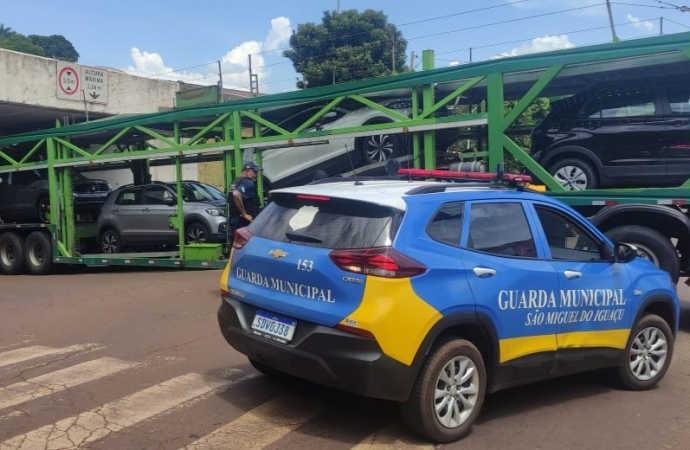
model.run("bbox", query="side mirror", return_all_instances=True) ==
[163,197,176,206]
[614,242,638,263]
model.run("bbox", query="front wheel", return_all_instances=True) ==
[186,222,210,244]
[399,338,486,443]
[548,158,598,190]
[616,314,674,390]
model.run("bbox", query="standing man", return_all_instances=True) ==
[227,162,262,240]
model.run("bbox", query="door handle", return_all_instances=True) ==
[473,267,496,278]
[564,270,582,279]
[142,207,150,212]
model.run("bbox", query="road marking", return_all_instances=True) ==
[0,344,102,369]
[181,395,328,450]
[0,357,139,410]
[0,372,234,450]
[351,424,436,449]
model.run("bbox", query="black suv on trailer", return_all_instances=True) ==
[531,77,690,190]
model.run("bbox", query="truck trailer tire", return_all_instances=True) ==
[605,225,679,283]
[0,232,26,275]
[25,231,54,275]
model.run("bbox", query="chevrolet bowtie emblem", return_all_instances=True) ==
[269,249,288,258]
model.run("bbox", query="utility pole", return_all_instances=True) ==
[409,51,415,71]
[248,54,259,96]
[660,17,664,35]
[217,60,223,103]
[606,0,620,42]
[391,27,396,74]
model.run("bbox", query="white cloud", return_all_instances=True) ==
[627,14,656,34]
[495,34,575,58]
[126,17,292,92]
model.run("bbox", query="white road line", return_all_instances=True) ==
[0,344,103,369]
[0,372,235,450]
[181,395,328,450]
[0,357,140,410]
[351,424,436,449]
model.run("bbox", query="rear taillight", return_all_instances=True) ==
[329,247,426,278]
[233,227,253,249]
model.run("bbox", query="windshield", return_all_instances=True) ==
[177,182,225,202]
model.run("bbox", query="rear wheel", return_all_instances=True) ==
[605,225,679,283]
[37,196,50,223]
[0,232,26,275]
[24,231,54,275]
[100,228,121,254]
[548,158,598,190]
[359,131,406,164]
[399,338,486,443]
[616,314,673,390]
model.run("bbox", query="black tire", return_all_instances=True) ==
[548,158,599,190]
[616,314,674,390]
[100,228,121,254]
[399,338,487,443]
[605,225,679,283]
[359,131,407,164]
[24,231,54,275]
[186,222,210,244]
[0,232,26,275]
[37,195,50,223]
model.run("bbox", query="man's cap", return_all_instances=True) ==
[242,162,262,172]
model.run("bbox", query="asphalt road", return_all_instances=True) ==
[0,268,688,450]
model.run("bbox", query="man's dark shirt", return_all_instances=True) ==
[227,177,260,218]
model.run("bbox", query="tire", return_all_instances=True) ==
[37,196,50,223]
[399,338,487,443]
[0,232,26,275]
[186,222,210,244]
[100,228,122,254]
[24,231,54,275]
[616,314,674,390]
[605,225,679,283]
[359,131,407,164]
[548,158,599,190]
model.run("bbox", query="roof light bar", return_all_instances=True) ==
[398,168,533,184]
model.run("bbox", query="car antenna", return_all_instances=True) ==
[344,144,362,185]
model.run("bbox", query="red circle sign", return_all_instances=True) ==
[58,66,79,96]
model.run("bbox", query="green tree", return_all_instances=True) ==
[284,9,407,89]
[0,24,15,39]
[0,34,45,57]
[29,35,79,62]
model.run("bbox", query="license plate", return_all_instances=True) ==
[251,310,297,344]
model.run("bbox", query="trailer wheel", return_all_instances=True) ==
[0,232,26,275]
[24,231,54,275]
[606,225,679,283]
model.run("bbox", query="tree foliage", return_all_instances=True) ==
[0,25,79,62]
[28,35,79,62]
[284,9,407,89]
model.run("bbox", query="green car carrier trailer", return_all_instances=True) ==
[1,31,690,280]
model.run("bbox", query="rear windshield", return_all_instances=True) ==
[248,193,402,249]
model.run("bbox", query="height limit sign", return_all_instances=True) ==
[56,61,108,104]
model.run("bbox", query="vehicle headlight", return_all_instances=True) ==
[205,208,224,216]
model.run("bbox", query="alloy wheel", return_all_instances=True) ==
[553,165,589,190]
[628,326,668,381]
[365,134,395,162]
[434,356,480,429]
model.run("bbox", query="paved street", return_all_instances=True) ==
[0,268,689,449]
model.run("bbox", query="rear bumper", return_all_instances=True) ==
[217,295,419,402]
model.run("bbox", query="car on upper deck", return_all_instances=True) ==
[217,172,679,443]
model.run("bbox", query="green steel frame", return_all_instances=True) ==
[1,31,690,268]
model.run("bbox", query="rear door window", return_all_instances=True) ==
[667,84,690,115]
[582,86,656,119]
[426,202,464,247]
[249,193,401,249]
[115,188,143,205]
[466,202,537,258]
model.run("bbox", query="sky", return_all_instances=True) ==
[3,0,690,94]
